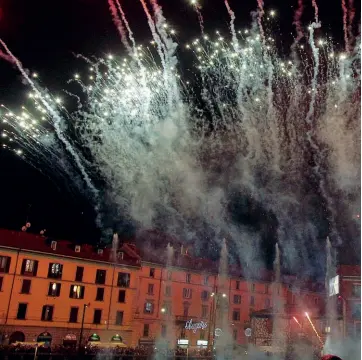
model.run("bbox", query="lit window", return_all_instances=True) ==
[41,305,54,321]
[48,282,61,297]
[117,272,130,287]
[0,257,11,273]
[69,285,85,299]
[48,263,63,279]
[25,260,34,273]
[144,301,154,314]
[21,259,38,276]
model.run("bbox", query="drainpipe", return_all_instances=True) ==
[106,264,116,329]
[157,267,163,318]
[5,249,20,325]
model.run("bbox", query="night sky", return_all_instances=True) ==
[0,0,359,266]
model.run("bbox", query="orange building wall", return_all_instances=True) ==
[0,248,139,345]
[0,241,326,348]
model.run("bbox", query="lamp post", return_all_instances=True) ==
[78,303,90,352]
[338,295,347,338]
[208,289,227,351]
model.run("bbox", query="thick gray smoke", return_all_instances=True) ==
[1,5,360,280]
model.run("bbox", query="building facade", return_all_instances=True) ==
[337,265,361,338]
[0,229,327,349]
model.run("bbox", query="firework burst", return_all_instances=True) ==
[0,0,360,275]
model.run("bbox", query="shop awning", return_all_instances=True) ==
[88,341,127,348]
[111,334,123,342]
[12,342,46,348]
[88,333,101,342]
[63,334,77,345]
[37,332,52,343]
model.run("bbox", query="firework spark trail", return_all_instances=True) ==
[306,23,342,245]
[194,5,205,36]
[114,0,137,53]
[256,0,265,40]
[311,0,319,23]
[292,0,305,47]
[0,38,101,222]
[348,0,356,49]
[305,312,324,345]
[0,49,15,64]
[139,0,166,69]
[108,0,132,54]
[224,0,238,51]
[341,0,350,52]
[148,0,181,109]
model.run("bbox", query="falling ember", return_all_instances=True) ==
[293,316,302,327]
[305,312,324,345]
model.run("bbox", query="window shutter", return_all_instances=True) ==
[69,286,73,298]
[20,259,26,275]
[33,261,39,276]
[57,283,61,296]
[49,306,54,320]
[5,257,11,273]
[80,286,85,298]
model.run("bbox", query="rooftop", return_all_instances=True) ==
[0,228,140,267]
[0,228,344,292]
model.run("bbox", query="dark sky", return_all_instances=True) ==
[0,0,359,246]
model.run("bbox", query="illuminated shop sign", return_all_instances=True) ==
[185,319,208,333]
[329,275,339,297]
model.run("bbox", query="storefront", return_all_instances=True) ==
[177,339,189,349]
[196,340,208,348]
[177,318,209,348]
[111,334,123,343]
[37,332,52,345]
[138,338,155,348]
[63,333,77,347]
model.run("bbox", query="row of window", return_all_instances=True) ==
[150,269,268,292]
[0,256,131,287]
[9,278,127,302]
[15,303,125,325]
[0,276,266,306]
[1,257,273,291]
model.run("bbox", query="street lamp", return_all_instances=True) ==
[208,290,227,350]
[338,295,347,337]
[78,303,90,352]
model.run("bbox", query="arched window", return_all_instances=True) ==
[9,331,25,344]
